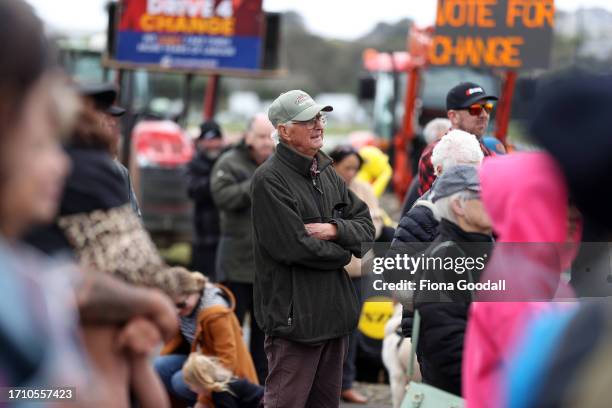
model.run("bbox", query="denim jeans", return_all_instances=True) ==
[154,354,197,403]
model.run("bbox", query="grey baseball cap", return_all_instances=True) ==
[430,164,481,202]
[268,90,333,127]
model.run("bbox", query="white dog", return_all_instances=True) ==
[382,303,421,408]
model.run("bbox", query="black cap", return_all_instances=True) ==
[446,82,498,111]
[198,120,222,140]
[78,82,126,116]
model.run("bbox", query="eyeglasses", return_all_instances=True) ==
[291,114,327,129]
[464,102,494,116]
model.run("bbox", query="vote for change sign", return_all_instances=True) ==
[430,0,554,70]
[115,0,264,72]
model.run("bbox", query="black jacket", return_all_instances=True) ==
[186,151,221,246]
[385,199,439,338]
[414,219,493,396]
[400,176,421,216]
[251,142,375,343]
[392,200,439,251]
[211,143,259,283]
[114,161,141,217]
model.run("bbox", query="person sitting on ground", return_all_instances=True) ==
[155,267,258,408]
[182,352,264,408]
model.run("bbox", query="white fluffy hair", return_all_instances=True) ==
[271,121,293,145]
[431,129,484,176]
[423,118,451,144]
[271,129,280,145]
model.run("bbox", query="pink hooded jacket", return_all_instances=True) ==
[463,152,579,407]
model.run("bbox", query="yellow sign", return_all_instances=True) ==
[358,297,394,340]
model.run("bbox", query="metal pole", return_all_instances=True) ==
[202,74,221,120]
[392,65,420,200]
[119,69,135,166]
[495,70,517,145]
[181,73,194,126]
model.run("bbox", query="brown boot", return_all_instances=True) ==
[341,388,368,404]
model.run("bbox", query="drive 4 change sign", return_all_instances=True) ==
[116,0,264,71]
[431,0,554,70]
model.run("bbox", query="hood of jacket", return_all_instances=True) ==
[60,147,129,215]
[480,152,569,243]
[479,152,580,301]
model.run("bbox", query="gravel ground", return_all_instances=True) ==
[340,382,393,408]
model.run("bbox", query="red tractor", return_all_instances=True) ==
[360,26,517,200]
[129,120,195,245]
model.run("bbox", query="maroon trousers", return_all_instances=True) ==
[263,335,348,408]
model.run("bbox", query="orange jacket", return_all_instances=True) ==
[162,285,258,405]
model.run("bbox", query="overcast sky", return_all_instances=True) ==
[27,0,612,40]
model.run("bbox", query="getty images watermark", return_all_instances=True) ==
[360,242,612,302]
[369,251,506,292]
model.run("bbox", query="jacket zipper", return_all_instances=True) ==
[287,301,293,326]
[310,175,325,218]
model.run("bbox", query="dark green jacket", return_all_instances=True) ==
[211,143,258,283]
[251,142,375,343]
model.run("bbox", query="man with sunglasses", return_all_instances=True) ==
[418,82,498,196]
[251,90,375,407]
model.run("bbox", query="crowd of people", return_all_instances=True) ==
[3,1,612,407]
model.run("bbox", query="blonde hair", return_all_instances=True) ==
[182,352,234,394]
[165,266,208,297]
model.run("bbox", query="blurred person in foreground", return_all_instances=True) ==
[210,113,275,384]
[502,74,612,408]
[462,152,580,408]
[186,120,225,281]
[252,90,374,407]
[0,1,178,406]
[412,165,494,396]
[418,82,497,195]
[78,82,141,216]
[401,118,451,213]
[27,84,184,406]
